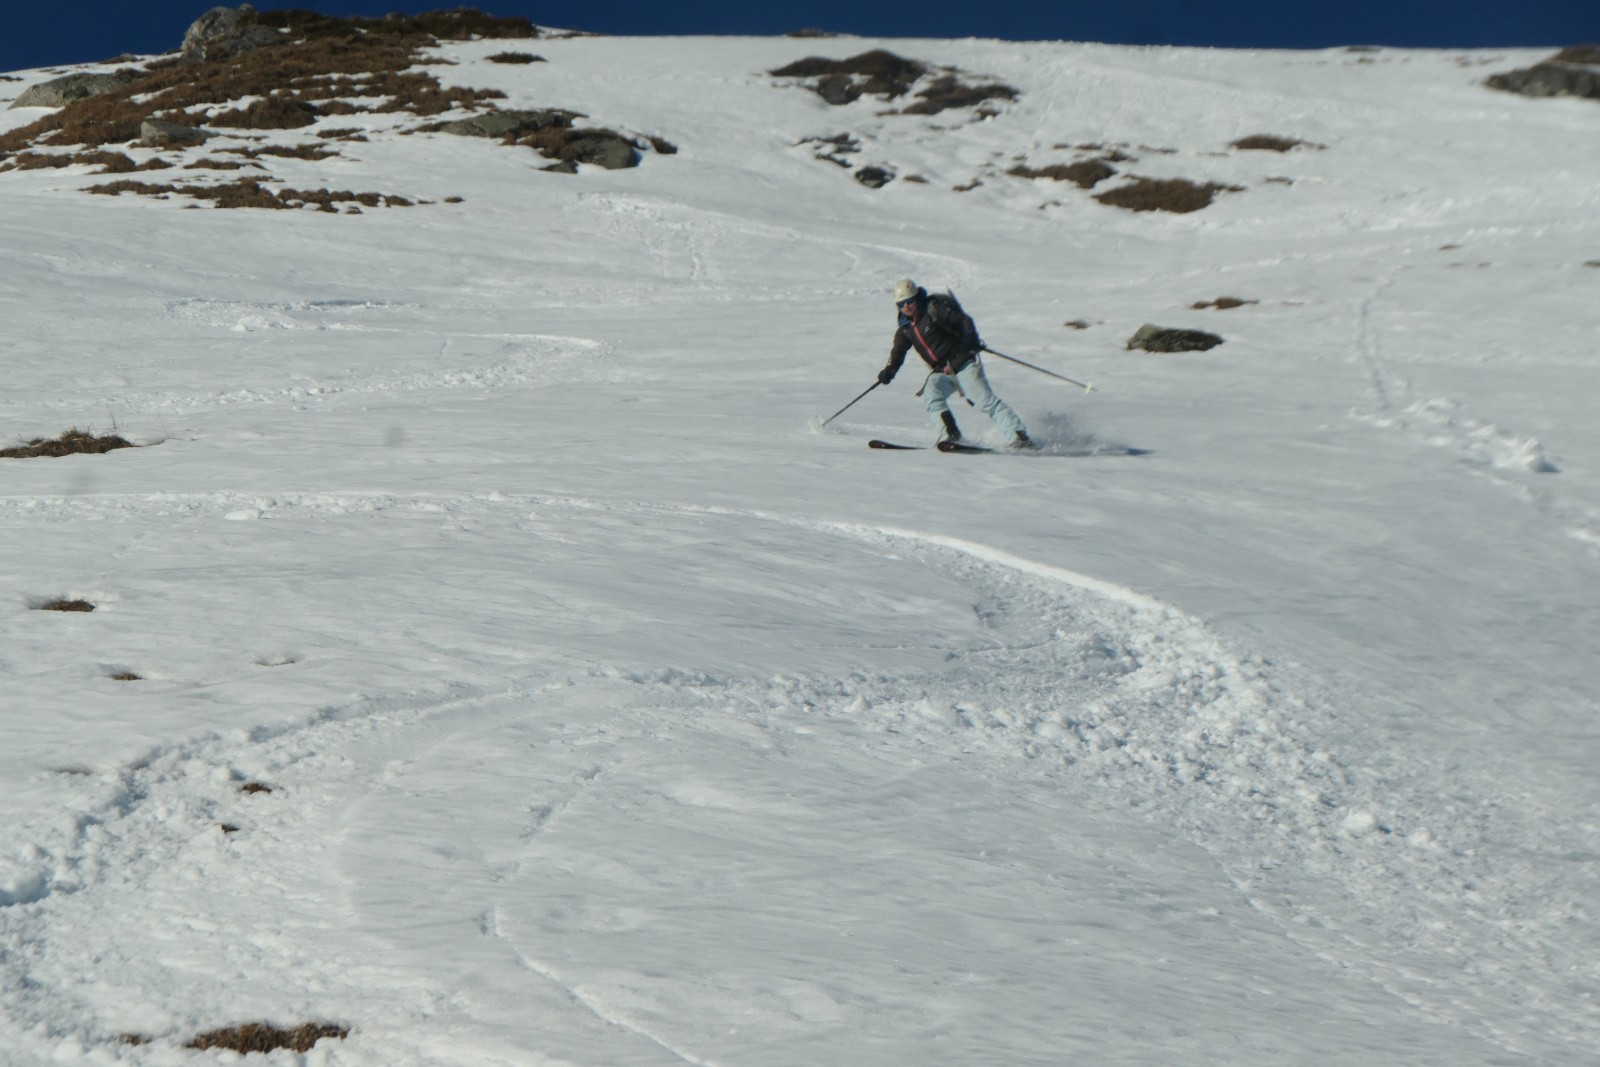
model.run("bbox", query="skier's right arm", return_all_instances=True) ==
[879,331,909,384]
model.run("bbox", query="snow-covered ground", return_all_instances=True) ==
[1,30,1597,1066]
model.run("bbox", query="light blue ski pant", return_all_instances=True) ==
[920,359,1028,437]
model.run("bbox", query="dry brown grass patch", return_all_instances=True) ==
[1192,297,1258,309]
[1009,159,1116,188]
[187,1022,348,1054]
[89,177,414,210]
[0,9,525,158]
[88,178,181,198]
[185,157,262,170]
[2,428,136,458]
[36,599,96,612]
[1231,134,1322,152]
[240,781,274,795]
[110,671,143,681]
[5,152,76,171]
[771,50,1015,115]
[487,51,545,64]
[1094,177,1242,214]
[1553,45,1600,65]
[221,143,340,160]
[770,50,928,100]
[901,74,1018,115]
[202,95,322,130]
[1,149,172,174]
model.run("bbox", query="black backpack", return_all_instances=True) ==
[928,291,982,353]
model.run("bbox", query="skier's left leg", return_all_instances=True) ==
[955,360,1028,438]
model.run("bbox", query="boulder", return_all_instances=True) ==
[1486,46,1600,101]
[562,133,638,170]
[181,5,282,62]
[854,166,895,189]
[140,118,213,147]
[437,109,574,138]
[1125,324,1224,353]
[433,110,637,169]
[10,71,135,109]
[1487,62,1600,101]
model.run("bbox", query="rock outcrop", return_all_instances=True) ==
[1126,325,1225,353]
[180,5,282,62]
[436,110,577,138]
[140,118,213,147]
[436,109,639,170]
[1486,47,1600,101]
[10,71,137,109]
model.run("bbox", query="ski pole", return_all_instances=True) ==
[820,381,879,427]
[981,346,1094,394]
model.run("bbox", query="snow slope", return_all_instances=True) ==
[1,30,1597,1065]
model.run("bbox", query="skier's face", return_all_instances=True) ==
[897,296,918,317]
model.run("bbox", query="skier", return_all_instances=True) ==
[876,278,1033,448]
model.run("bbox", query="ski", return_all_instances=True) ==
[867,439,1152,457]
[866,439,993,453]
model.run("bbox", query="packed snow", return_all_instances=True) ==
[1,28,1597,1066]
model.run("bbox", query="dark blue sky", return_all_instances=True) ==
[5,2,1595,74]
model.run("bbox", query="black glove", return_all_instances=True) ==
[877,366,895,386]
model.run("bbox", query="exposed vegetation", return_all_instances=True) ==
[1486,46,1600,101]
[2,428,135,458]
[0,8,642,203]
[219,143,341,160]
[1553,45,1600,65]
[1008,159,1117,189]
[770,50,1017,115]
[1230,135,1323,152]
[1095,177,1243,214]
[187,1022,349,1054]
[415,108,646,170]
[34,599,96,612]
[88,178,415,211]
[0,11,529,158]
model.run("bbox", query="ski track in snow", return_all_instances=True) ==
[1,487,1593,1061]
[0,295,623,414]
[92,335,618,414]
[1353,265,1600,559]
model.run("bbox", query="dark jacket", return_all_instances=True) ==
[883,290,982,380]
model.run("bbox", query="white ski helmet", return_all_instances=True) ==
[891,278,917,303]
